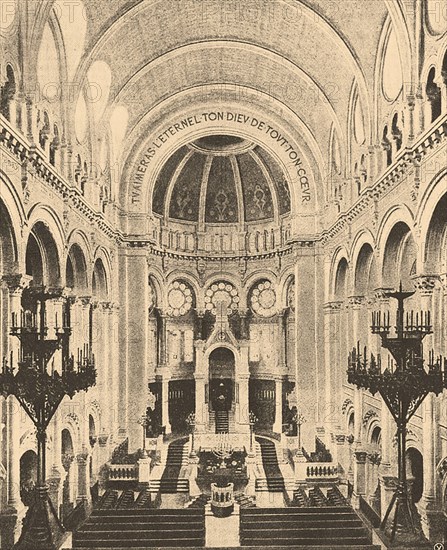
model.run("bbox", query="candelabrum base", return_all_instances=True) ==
[14,486,64,550]
[381,488,430,548]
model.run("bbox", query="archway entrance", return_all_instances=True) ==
[20,450,38,506]
[406,447,423,503]
[209,347,235,433]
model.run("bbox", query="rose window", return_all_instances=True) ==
[204,282,239,315]
[167,281,194,317]
[250,280,277,317]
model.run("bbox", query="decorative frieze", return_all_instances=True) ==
[362,409,378,428]
[341,398,353,414]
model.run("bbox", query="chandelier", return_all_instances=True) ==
[347,283,446,545]
[0,286,96,550]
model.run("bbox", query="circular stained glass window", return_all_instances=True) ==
[167,281,193,317]
[250,280,277,317]
[204,281,239,315]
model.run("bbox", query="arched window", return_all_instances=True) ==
[382,126,392,167]
[50,124,60,166]
[391,113,402,151]
[82,161,88,195]
[0,65,16,120]
[75,154,82,187]
[426,67,441,122]
[39,111,50,150]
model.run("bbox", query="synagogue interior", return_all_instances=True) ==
[1,1,447,548]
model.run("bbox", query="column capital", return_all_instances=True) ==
[323,300,343,313]
[347,295,365,309]
[74,295,92,307]
[2,274,32,294]
[374,287,394,303]
[354,450,367,464]
[413,274,439,296]
[76,452,89,465]
[367,451,381,466]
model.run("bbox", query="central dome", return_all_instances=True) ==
[152,135,291,224]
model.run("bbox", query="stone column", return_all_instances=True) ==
[161,375,171,435]
[194,373,206,435]
[3,276,31,514]
[238,374,250,432]
[367,453,381,512]
[110,303,120,438]
[102,302,112,436]
[158,314,168,367]
[237,343,250,433]
[415,276,441,540]
[194,341,207,434]
[76,452,90,505]
[380,476,397,520]
[352,450,367,508]
[373,289,393,474]
[332,433,346,472]
[74,297,92,453]
[47,409,65,516]
[273,378,282,434]
[323,301,343,434]
[347,296,365,448]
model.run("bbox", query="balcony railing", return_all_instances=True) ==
[295,462,339,481]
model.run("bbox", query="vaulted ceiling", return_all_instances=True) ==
[24,0,412,224]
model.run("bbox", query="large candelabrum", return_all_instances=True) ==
[212,434,234,469]
[347,284,446,546]
[0,286,96,550]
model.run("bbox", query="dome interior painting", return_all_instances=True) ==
[152,135,291,225]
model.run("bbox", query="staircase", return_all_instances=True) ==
[72,508,205,548]
[290,486,310,507]
[308,486,329,507]
[158,438,189,494]
[215,410,229,433]
[187,493,210,508]
[235,492,256,508]
[240,507,380,548]
[255,437,285,492]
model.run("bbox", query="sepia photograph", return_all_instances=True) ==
[0,0,447,548]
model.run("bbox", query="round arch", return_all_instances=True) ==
[92,257,109,300]
[25,221,62,287]
[66,242,89,293]
[354,243,378,296]
[381,221,417,290]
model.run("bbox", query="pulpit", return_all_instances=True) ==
[211,481,234,517]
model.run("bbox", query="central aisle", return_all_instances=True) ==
[206,504,240,547]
